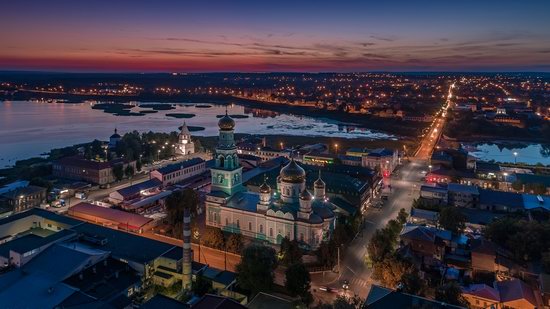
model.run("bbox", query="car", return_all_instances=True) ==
[381,195,389,201]
[319,286,335,293]
[342,279,350,290]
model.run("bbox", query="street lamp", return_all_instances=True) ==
[280,142,284,150]
[334,143,339,154]
[513,152,518,164]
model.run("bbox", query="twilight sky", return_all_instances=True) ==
[1,0,549,72]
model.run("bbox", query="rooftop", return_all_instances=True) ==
[115,178,162,199]
[69,202,153,229]
[0,185,45,199]
[365,285,465,309]
[447,183,479,195]
[156,158,205,175]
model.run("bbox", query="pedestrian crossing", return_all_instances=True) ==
[349,277,370,288]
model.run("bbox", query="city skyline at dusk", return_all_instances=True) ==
[2,0,550,72]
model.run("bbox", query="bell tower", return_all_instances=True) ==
[210,110,243,196]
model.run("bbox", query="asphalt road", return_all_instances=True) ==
[311,160,427,303]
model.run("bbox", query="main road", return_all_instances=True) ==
[311,82,455,303]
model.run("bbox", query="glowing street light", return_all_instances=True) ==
[513,151,518,164]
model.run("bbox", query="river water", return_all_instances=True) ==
[0,100,394,167]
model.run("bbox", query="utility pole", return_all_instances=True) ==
[337,247,340,273]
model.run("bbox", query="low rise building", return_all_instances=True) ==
[68,202,155,233]
[150,158,206,186]
[0,185,47,213]
[53,156,136,185]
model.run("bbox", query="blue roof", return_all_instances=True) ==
[116,178,162,198]
[448,183,479,195]
[479,189,524,209]
[156,158,205,174]
[0,229,76,258]
[367,148,395,157]
[522,194,550,211]
[71,223,175,265]
[420,185,448,194]
[225,191,259,213]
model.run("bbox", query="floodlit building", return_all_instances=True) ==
[150,158,206,186]
[205,113,335,249]
[176,122,195,156]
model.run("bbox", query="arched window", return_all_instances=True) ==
[248,222,252,231]
[219,156,225,168]
[260,225,263,233]
[269,228,273,237]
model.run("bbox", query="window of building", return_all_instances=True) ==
[260,225,263,233]
[236,220,240,228]
[248,222,252,231]
[269,228,273,237]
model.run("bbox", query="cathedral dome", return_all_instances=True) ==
[110,128,121,139]
[280,159,306,183]
[259,182,271,193]
[299,188,313,200]
[314,171,325,188]
[218,113,235,130]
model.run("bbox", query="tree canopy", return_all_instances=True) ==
[438,206,466,234]
[236,244,277,295]
[285,263,312,305]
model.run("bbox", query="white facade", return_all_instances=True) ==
[205,114,335,249]
[176,122,195,156]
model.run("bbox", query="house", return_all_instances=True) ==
[399,224,451,260]
[447,183,479,208]
[0,185,47,213]
[470,239,497,274]
[52,155,136,185]
[150,158,206,186]
[420,184,448,206]
[361,148,399,176]
[409,208,439,226]
[365,285,465,308]
[462,279,538,309]
[479,189,524,212]
[248,292,294,309]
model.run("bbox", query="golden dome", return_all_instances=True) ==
[299,188,313,200]
[259,182,271,193]
[218,112,235,130]
[280,158,306,183]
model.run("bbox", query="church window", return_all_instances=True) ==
[219,156,225,168]
[269,228,273,237]
[260,225,263,233]
[225,218,229,226]
[300,233,304,241]
[248,222,252,231]
[236,220,240,228]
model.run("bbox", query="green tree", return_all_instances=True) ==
[112,164,124,181]
[435,282,468,307]
[372,254,415,289]
[136,159,142,172]
[542,251,550,273]
[367,228,396,264]
[284,263,312,305]
[202,227,225,250]
[225,233,243,253]
[280,237,302,266]
[524,182,547,195]
[400,271,427,296]
[397,208,408,225]
[236,244,277,295]
[315,241,336,268]
[511,180,523,191]
[124,165,135,178]
[332,295,363,309]
[165,188,199,225]
[438,206,466,234]
[192,275,214,297]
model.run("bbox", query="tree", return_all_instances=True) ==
[438,206,466,234]
[331,295,363,309]
[372,254,416,289]
[124,165,135,178]
[435,282,468,307]
[397,208,408,225]
[316,241,336,268]
[524,182,547,195]
[192,275,214,297]
[367,228,395,264]
[280,237,302,266]
[542,251,550,274]
[236,244,277,295]
[202,227,225,250]
[511,180,523,191]
[225,233,243,253]
[285,263,312,305]
[165,188,199,225]
[136,159,142,172]
[112,164,124,181]
[400,271,427,296]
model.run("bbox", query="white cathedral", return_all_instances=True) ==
[176,122,195,156]
[205,112,335,249]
